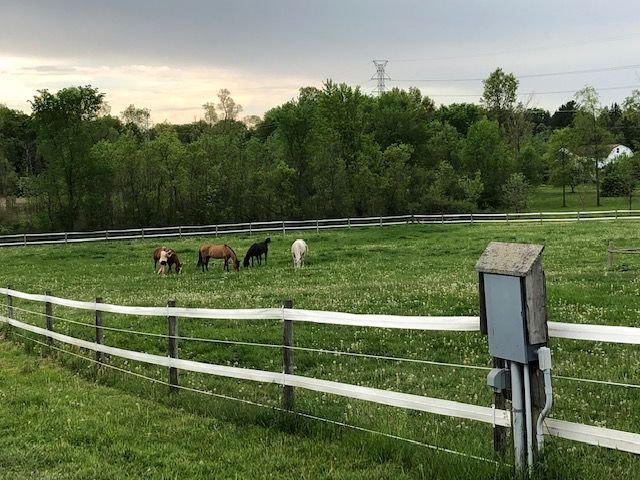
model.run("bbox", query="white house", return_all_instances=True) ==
[601,144,633,167]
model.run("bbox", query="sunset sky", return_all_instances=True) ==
[1,0,639,124]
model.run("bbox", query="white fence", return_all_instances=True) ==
[2,209,640,248]
[1,287,639,457]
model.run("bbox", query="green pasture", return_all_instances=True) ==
[527,185,639,212]
[1,221,640,479]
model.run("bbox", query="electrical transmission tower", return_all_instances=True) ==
[371,60,390,95]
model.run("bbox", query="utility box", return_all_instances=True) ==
[476,242,548,363]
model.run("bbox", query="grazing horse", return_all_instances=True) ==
[243,237,271,267]
[153,247,183,274]
[291,239,307,268]
[197,244,240,272]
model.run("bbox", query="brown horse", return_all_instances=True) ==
[197,244,240,272]
[153,247,183,274]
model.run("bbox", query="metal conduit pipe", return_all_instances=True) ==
[510,361,526,472]
[523,363,534,472]
[536,347,553,452]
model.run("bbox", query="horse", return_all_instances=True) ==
[243,237,271,267]
[291,239,307,268]
[197,244,240,272]
[153,247,183,274]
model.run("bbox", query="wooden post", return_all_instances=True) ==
[95,297,104,363]
[167,300,179,393]
[316,219,319,233]
[45,291,53,346]
[348,217,351,228]
[282,299,294,410]
[282,221,286,234]
[4,285,13,339]
[6,285,13,320]
[23,234,27,246]
[608,241,614,270]
[492,357,508,455]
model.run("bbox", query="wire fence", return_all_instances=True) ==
[2,288,640,458]
[2,209,640,247]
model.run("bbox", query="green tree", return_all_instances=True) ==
[573,86,613,206]
[545,128,579,207]
[502,172,531,213]
[462,118,513,207]
[550,101,576,130]
[120,104,151,139]
[30,85,106,229]
[481,68,518,126]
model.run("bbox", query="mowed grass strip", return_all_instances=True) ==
[1,221,640,478]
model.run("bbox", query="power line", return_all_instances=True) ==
[388,64,640,83]
[391,32,640,63]
[416,84,640,98]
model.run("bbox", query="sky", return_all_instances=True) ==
[1,0,640,124]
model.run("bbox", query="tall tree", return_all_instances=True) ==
[550,101,577,129]
[120,104,151,139]
[217,89,243,122]
[481,68,518,126]
[31,86,106,229]
[462,118,513,207]
[573,86,612,206]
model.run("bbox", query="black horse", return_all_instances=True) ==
[243,238,271,267]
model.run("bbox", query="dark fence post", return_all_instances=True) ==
[45,290,53,346]
[167,300,179,393]
[95,297,104,363]
[282,299,294,411]
[4,285,14,339]
[492,357,508,455]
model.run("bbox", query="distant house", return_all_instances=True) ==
[601,144,633,168]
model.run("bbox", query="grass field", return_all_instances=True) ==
[527,185,638,212]
[1,221,640,479]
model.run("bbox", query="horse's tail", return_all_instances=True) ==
[196,249,203,267]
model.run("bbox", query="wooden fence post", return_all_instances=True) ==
[167,300,179,393]
[492,357,508,455]
[95,297,104,363]
[4,285,14,338]
[282,221,286,234]
[608,241,614,270]
[316,219,319,233]
[45,290,53,346]
[282,299,294,411]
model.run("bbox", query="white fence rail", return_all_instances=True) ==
[1,288,640,456]
[2,209,640,248]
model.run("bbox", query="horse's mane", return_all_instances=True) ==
[225,244,238,258]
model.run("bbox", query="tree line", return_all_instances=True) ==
[1,69,640,234]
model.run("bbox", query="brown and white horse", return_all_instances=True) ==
[153,247,183,274]
[197,244,240,272]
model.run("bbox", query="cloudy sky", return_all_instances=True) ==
[1,0,639,124]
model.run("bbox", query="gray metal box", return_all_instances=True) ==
[483,273,530,362]
[476,242,548,363]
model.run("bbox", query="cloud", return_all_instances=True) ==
[0,55,320,122]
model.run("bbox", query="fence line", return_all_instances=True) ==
[12,331,503,466]
[3,287,640,456]
[0,314,511,427]
[2,209,640,248]
[2,288,640,344]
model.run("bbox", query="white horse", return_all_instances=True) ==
[291,239,307,268]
